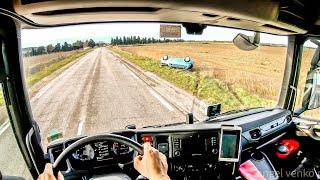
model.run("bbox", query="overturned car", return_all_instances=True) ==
[160,55,194,70]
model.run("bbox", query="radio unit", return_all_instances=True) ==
[171,133,219,158]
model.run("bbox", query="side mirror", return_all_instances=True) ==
[302,41,320,110]
[302,68,320,110]
[233,32,260,51]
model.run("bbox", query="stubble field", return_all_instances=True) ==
[114,42,319,118]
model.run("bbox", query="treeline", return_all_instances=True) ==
[110,36,184,45]
[24,39,100,57]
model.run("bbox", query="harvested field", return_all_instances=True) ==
[118,42,287,100]
[24,50,80,75]
[115,42,319,118]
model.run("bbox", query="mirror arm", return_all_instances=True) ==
[252,32,260,44]
[293,107,306,117]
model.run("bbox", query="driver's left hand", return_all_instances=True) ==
[38,163,64,180]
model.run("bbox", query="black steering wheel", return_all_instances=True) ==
[53,134,144,170]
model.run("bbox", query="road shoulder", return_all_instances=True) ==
[108,48,208,121]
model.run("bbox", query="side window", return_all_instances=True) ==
[0,87,32,178]
[295,39,320,119]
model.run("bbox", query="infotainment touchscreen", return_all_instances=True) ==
[218,126,242,162]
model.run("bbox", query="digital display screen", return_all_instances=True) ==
[181,136,204,155]
[219,128,241,161]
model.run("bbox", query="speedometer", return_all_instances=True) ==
[72,144,95,161]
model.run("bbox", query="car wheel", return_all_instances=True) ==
[186,64,193,70]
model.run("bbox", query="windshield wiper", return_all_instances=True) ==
[142,122,186,129]
[205,107,266,122]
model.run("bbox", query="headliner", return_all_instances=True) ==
[8,0,320,35]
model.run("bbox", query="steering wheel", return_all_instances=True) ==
[53,134,144,170]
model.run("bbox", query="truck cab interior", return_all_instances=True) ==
[0,0,320,179]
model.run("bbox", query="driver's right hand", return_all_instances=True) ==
[134,142,170,180]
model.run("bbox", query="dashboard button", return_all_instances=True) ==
[174,151,181,157]
[212,148,218,154]
[277,145,289,154]
[158,143,169,153]
[249,129,261,139]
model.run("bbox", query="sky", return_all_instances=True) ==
[21,23,290,48]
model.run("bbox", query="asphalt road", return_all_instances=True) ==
[0,122,32,178]
[30,48,184,146]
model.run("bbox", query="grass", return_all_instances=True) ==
[110,47,274,112]
[26,49,92,86]
[0,95,3,107]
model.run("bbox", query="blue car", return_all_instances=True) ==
[160,55,194,70]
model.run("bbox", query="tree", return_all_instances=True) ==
[54,43,61,52]
[111,38,114,45]
[137,36,141,44]
[123,36,127,45]
[46,44,54,53]
[115,37,119,45]
[133,36,137,44]
[37,46,46,55]
[61,42,68,51]
[88,39,96,48]
[119,37,123,45]
[73,40,83,49]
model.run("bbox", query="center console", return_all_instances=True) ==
[137,127,241,179]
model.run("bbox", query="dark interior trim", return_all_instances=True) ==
[32,7,161,16]
[278,35,306,110]
[0,14,39,178]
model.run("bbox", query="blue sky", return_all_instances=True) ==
[21,23,288,48]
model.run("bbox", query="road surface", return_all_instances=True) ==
[0,122,32,178]
[30,48,184,146]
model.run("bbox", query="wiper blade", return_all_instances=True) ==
[220,107,264,116]
[142,122,186,129]
[205,107,264,122]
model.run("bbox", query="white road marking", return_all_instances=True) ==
[0,120,9,136]
[149,89,174,111]
[130,71,139,80]
[33,82,54,100]
[77,121,84,136]
[75,51,100,136]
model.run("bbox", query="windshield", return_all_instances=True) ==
[21,23,287,147]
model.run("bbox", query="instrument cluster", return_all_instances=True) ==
[47,137,136,171]
[70,141,133,163]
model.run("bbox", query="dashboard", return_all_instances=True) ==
[46,108,293,179]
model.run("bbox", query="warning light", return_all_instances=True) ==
[142,135,153,142]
